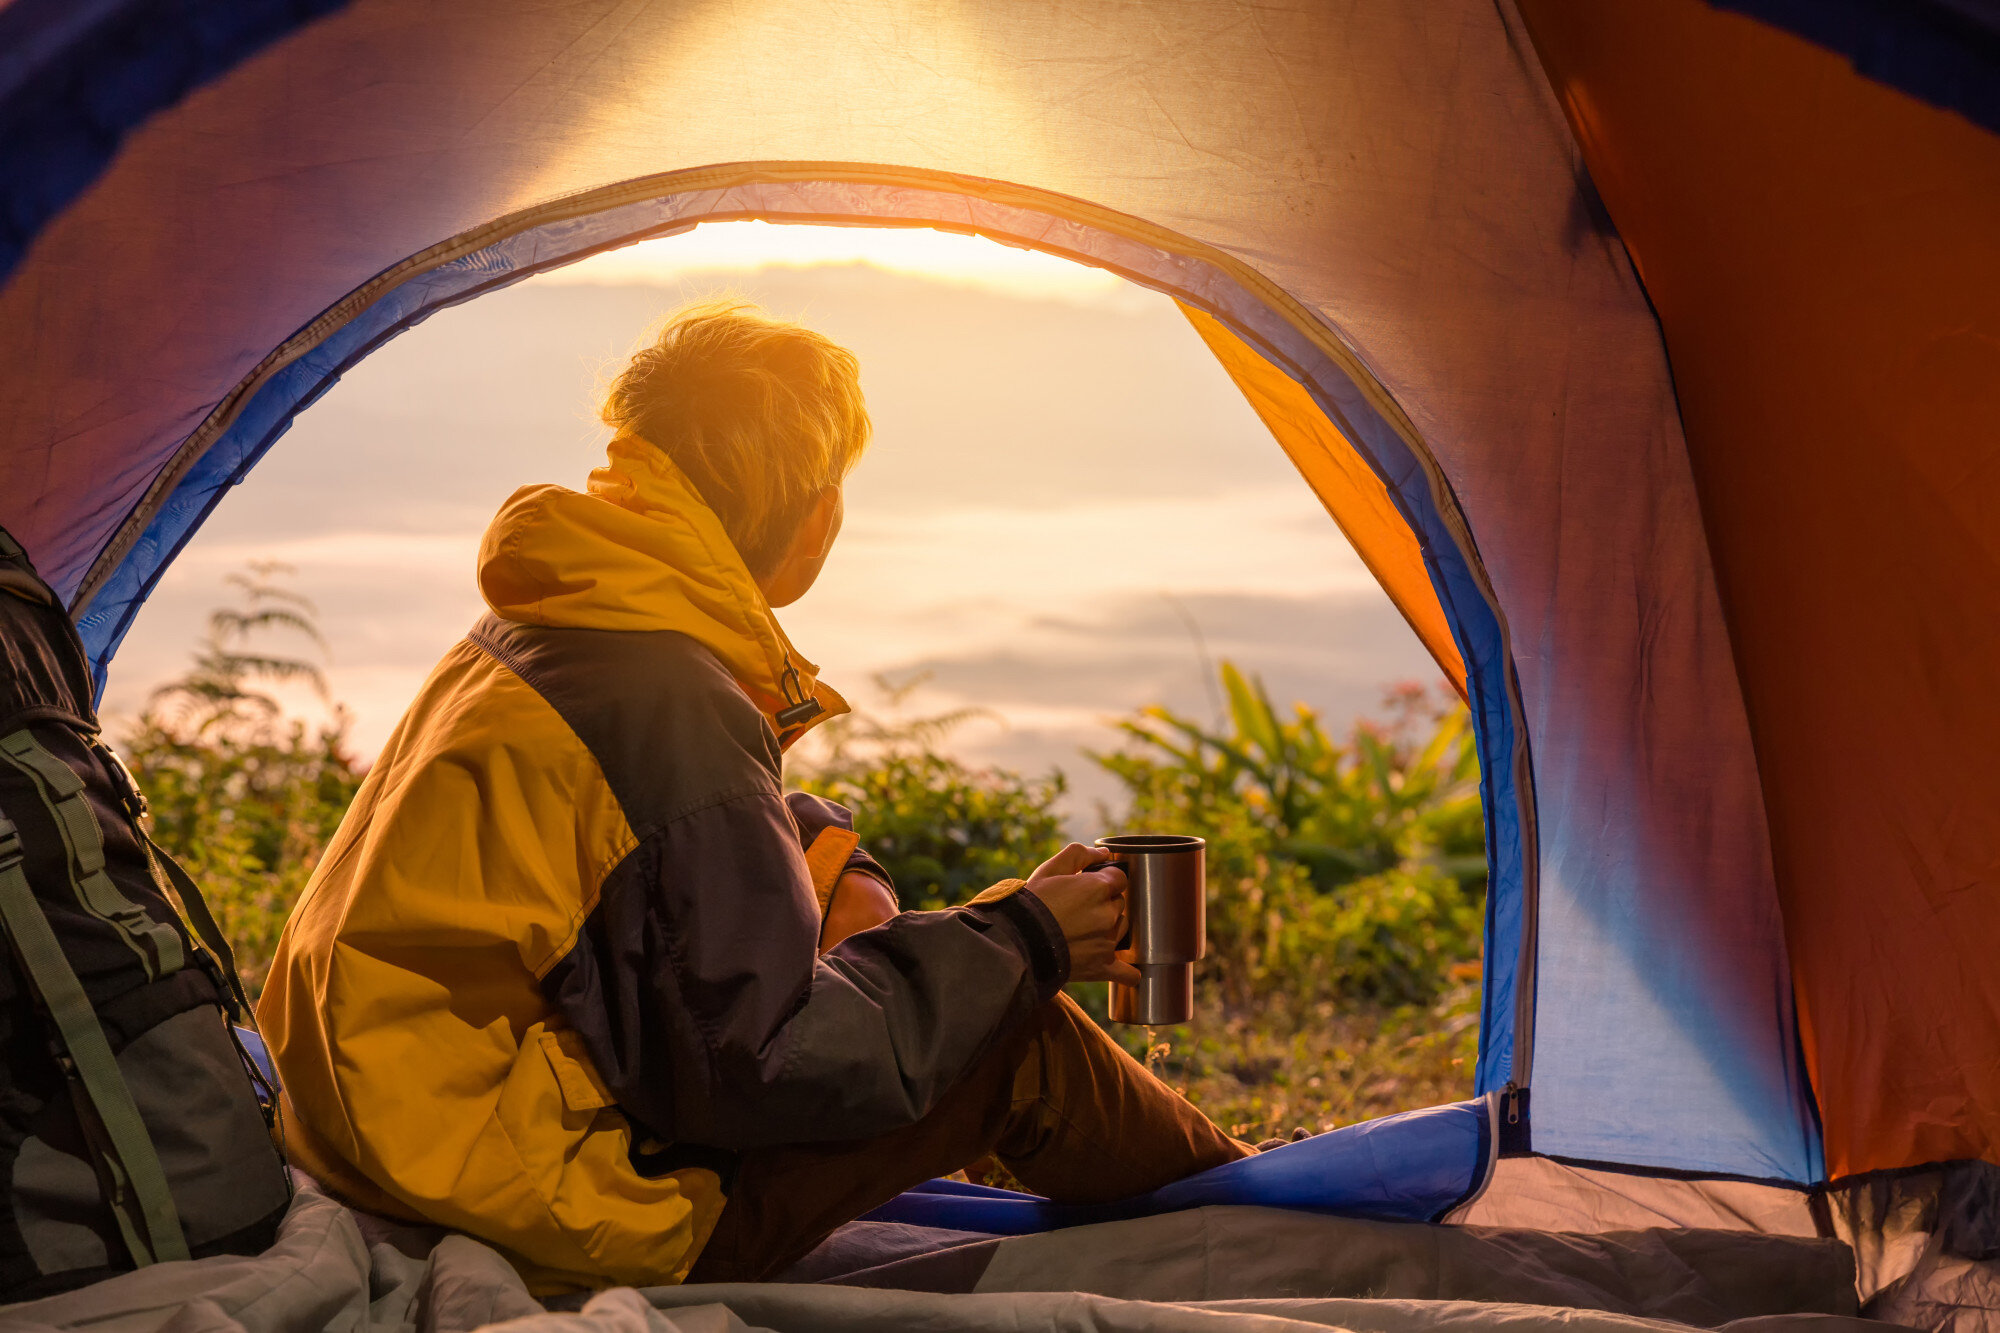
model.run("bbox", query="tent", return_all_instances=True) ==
[2,0,1997,1327]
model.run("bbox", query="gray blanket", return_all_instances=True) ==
[0,1181,1894,1333]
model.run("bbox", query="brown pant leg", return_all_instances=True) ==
[685,993,1250,1283]
[992,990,1252,1204]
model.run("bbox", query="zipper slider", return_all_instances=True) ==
[1503,1081,1522,1125]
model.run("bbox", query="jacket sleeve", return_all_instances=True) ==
[543,782,1068,1153]
[782,789,897,905]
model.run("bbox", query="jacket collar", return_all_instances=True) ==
[476,434,846,747]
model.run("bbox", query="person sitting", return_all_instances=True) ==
[257,301,1251,1293]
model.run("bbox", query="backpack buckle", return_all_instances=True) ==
[93,742,149,822]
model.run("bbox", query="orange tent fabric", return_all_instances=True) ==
[1520,0,2000,1178]
[1180,304,1467,698]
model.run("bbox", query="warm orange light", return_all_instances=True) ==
[548,221,1132,304]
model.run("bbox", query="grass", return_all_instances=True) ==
[1090,979,1481,1141]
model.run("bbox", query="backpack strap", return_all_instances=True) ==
[0,730,184,981]
[85,734,256,1025]
[0,527,99,732]
[91,740,282,1120]
[140,833,254,1025]
[0,810,190,1267]
[0,527,50,606]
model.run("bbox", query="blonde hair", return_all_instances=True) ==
[601,300,871,577]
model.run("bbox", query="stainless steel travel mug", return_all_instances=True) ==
[1095,834,1205,1025]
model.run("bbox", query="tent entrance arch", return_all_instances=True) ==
[67,162,1542,1109]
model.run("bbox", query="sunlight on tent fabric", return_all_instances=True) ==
[518,0,1062,211]
[546,221,1135,304]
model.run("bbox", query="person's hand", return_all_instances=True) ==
[818,871,898,953]
[1023,844,1139,985]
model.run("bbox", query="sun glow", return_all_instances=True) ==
[543,221,1137,305]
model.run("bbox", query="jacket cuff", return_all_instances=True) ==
[970,890,1069,1000]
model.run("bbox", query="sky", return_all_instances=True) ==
[101,223,1443,827]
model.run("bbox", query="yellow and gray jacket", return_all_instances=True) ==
[257,436,1067,1291]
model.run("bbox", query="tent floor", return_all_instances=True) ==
[0,1178,1949,1333]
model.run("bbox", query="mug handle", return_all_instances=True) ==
[1083,857,1132,951]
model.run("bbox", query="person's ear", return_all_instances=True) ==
[804,485,841,557]
[759,485,845,608]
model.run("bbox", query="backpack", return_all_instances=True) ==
[0,527,290,1300]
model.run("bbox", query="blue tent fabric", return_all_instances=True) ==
[1712,0,2000,134]
[0,0,348,280]
[237,1026,278,1087]
[863,1098,1495,1236]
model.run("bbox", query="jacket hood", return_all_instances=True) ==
[477,434,845,741]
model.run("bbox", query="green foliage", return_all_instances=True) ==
[1131,981,1483,1143]
[797,662,1489,1143]
[1097,666,1485,895]
[1089,666,1484,1010]
[146,561,332,734]
[119,567,363,996]
[790,676,1066,910]
[1074,664,1487,1139]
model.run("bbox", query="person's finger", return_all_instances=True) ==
[1101,958,1142,986]
[1031,842,1100,881]
[1051,842,1095,872]
[1063,844,1124,877]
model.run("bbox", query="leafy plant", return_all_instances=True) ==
[119,565,363,995]
[1094,666,1484,895]
[1091,666,1486,1016]
[790,675,1067,910]
[146,562,331,735]
[1081,666,1488,1137]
